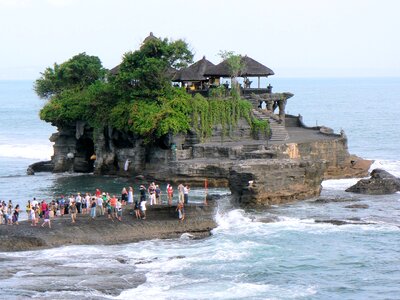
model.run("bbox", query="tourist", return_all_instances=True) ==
[102,192,108,209]
[134,199,141,219]
[41,208,51,228]
[95,188,101,198]
[139,185,147,219]
[155,185,161,204]
[116,199,122,221]
[64,196,70,215]
[30,206,36,226]
[49,201,55,219]
[140,197,147,219]
[75,193,82,214]
[106,200,113,221]
[26,200,32,220]
[69,202,77,223]
[59,195,65,215]
[121,187,128,205]
[90,197,96,219]
[166,184,173,205]
[32,197,39,209]
[40,200,48,218]
[34,204,40,226]
[12,205,20,225]
[177,183,184,203]
[0,202,5,224]
[82,192,90,214]
[176,201,185,221]
[97,194,104,216]
[55,200,61,217]
[7,200,13,216]
[148,183,156,205]
[183,184,190,204]
[0,203,3,225]
[110,195,118,218]
[128,186,134,204]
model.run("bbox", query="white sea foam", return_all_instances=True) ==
[0,143,53,160]
[322,178,361,191]
[370,159,400,177]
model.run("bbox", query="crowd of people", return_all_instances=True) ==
[0,182,191,227]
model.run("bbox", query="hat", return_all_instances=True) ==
[102,192,106,196]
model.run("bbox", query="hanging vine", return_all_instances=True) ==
[190,94,268,142]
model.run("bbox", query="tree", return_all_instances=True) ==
[218,50,245,98]
[34,52,106,99]
[110,36,193,99]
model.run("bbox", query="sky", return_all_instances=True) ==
[0,0,399,79]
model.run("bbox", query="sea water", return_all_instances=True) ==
[1,79,400,299]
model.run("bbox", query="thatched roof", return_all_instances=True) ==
[173,56,215,82]
[109,65,120,76]
[204,55,274,77]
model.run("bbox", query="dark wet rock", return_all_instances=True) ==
[255,216,279,223]
[345,204,369,209]
[27,160,54,173]
[117,258,128,264]
[346,169,400,195]
[206,194,223,201]
[26,167,35,175]
[84,273,146,296]
[313,197,360,204]
[314,219,375,226]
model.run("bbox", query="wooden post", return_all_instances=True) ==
[258,76,260,88]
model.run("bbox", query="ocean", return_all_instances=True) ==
[1,78,400,299]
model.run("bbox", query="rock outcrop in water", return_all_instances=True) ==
[30,110,372,207]
[346,168,400,195]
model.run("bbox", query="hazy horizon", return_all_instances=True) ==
[1,0,399,80]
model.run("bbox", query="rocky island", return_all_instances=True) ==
[30,33,372,208]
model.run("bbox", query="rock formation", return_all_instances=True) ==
[346,168,400,195]
[29,95,372,208]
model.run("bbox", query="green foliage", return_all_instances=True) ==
[109,37,193,99]
[251,118,271,139]
[191,94,254,141]
[109,88,192,142]
[218,50,245,96]
[34,53,106,99]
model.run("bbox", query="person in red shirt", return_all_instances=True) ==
[40,200,48,218]
[167,184,173,205]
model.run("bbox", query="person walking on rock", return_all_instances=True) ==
[90,197,96,219]
[166,184,173,205]
[183,184,190,204]
[70,202,77,223]
[41,208,51,228]
[139,185,147,219]
[128,186,134,204]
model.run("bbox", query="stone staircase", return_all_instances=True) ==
[252,109,289,141]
